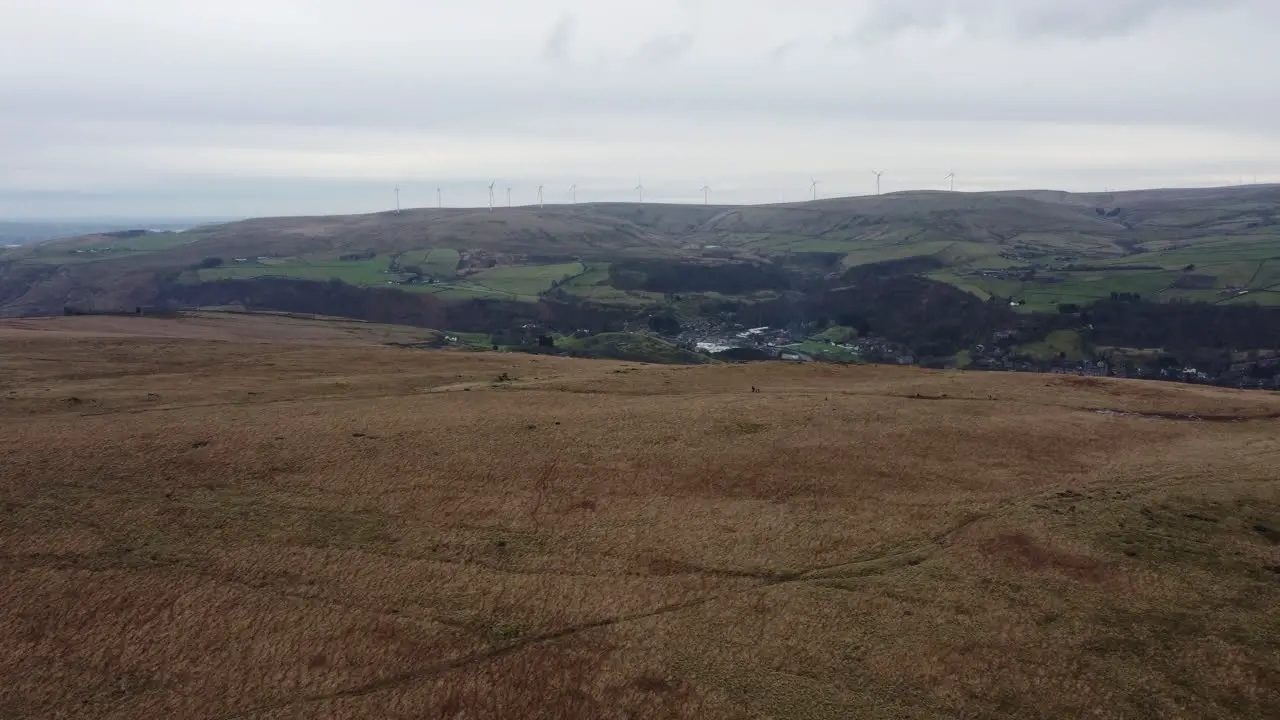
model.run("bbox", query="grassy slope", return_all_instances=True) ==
[467,262,585,300]
[0,222,206,246]
[192,256,585,303]
[197,254,395,285]
[422,248,462,277]
[559,263,668,307]
[1,316,1277,718]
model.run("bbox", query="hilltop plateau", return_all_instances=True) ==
[1,313,1278,718]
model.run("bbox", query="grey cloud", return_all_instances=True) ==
[1008,0,1238,39]
[2,74,1273,145]
[0,0,1276,217]
[845,1,948,43]
[766,39,800,63]
[542,14,575,62]
[636,32,695,64]
[849,0,1236,43]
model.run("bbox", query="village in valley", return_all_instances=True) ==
[664,320,1280,390]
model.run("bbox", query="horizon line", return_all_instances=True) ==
[3,182,1277,223]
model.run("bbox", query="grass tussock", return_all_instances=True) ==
[1,315,1278,718]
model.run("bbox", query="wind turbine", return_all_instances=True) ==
[537,184,544,208]
[570,184,577,204]
[394,185,401,214]
[944,170,955,192]
[488,182,495,211]
[635,178,644,203]
[872,170,885,195]
[700,184,710,205]
[810,178,819,201]
[506,187,512,207]
[436,185,442,209]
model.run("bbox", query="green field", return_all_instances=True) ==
[566,263,611,287]
[785,340,861,361]
[445,330,494,348]
[198,254,394,285]
[1018,329,1087,361]
[466,262,584,298]
[901,227,1280,310]
[194,254,585,304]
[399,248,460,278]
[562,284,665,307]
[934,254,1280,311]
[559,263,667,307]
[401,261,588,303]
[60,232,200,253]
[814,326,859,344]
[100,233,197,251]
[8,231,199,265]
[926,271,994,300]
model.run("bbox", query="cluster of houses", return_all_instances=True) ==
[964,339,1280,390]
[690,325,795,358]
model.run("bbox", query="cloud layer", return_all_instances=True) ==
[1,0,1276,217]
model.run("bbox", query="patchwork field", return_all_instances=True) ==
[1,314,1278,719]
[191,253,584,303]
[930,233,1280,311]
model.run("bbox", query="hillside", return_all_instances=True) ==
[0,220,212,247]
[1,313,1278,718]
[3,185,1280,318]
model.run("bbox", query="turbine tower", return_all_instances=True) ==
[488,182,496,211]
[701,184,710,205]
[570,184,577,204]
[810,178,819,201]
[635,178,644,203]
[537,184,544,208]
[944,170,955,192]
[437,185,442,209]
[506,186,512,208]
[394,185,401,214]
[872,170,885,195]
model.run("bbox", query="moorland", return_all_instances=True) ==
[1,312,1277,718]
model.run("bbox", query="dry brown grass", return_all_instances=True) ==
[2,315,1278,719]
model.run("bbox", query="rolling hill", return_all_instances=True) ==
[0,219,221,247]
[3,185,1280,318]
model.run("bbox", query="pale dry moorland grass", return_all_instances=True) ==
[0,314,1277,719]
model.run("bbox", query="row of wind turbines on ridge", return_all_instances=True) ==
[392,170,960,213]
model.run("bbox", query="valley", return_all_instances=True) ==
[5,186,1280,386]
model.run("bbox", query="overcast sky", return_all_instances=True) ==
[2,0,1278,218]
